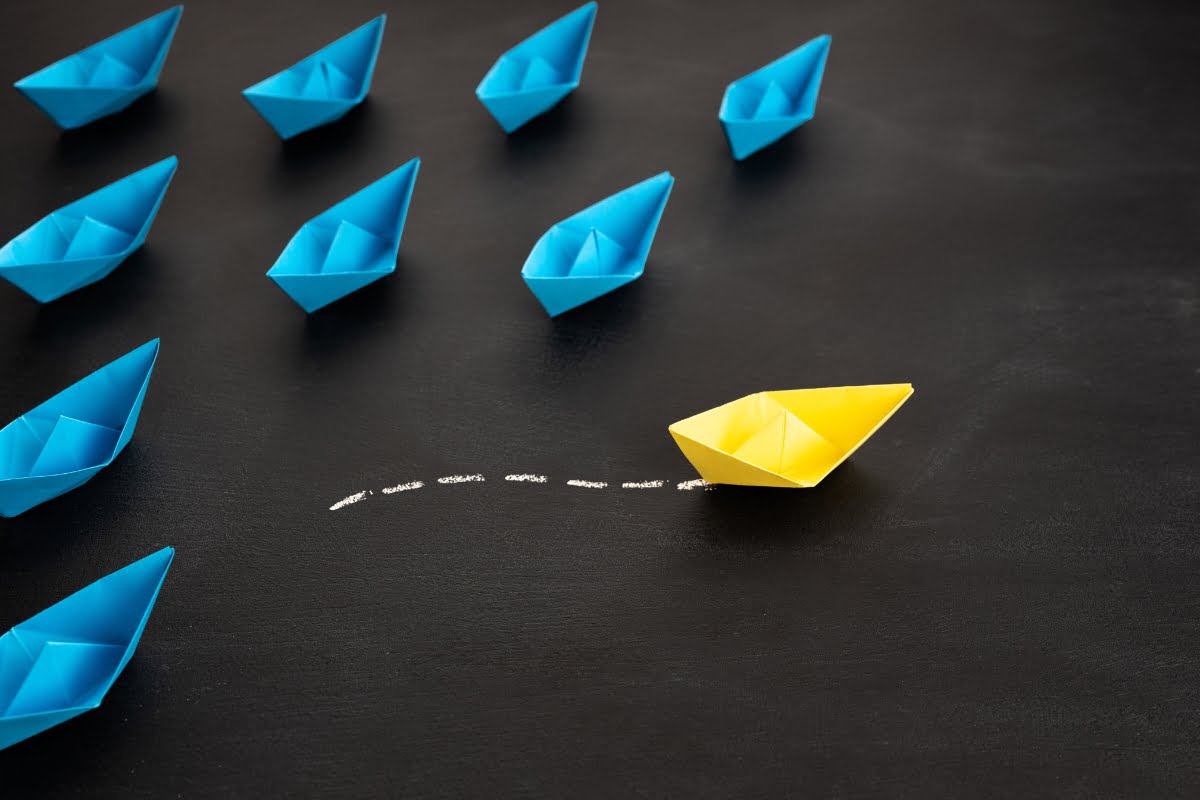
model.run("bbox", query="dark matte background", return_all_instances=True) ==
[0,0,1197,796]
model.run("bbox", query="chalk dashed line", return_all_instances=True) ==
[329,491,367,511]
[329,475,718,509]
[382,481,424,494]
[438,474,485,484]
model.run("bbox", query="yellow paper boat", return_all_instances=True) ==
[668,384,914,487]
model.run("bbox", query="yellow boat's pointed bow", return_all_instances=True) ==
[667,384,913,487]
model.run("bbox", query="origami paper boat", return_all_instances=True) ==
[0,157,177,303]
[522,171,673,317]
[0,548,173,751]
[719,34,831,160]
[243,15,386,139]
[669,384,913,487]
[476,2,597,133]
[0,340,160,518]
[267,159,419,312]
[14,6,183,130]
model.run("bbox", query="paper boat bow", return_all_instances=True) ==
[244,15,386,139]
[669,384,913,487]
[14,6,183,130]
[0,157,177,303]
[0,340,159,517]
[268,159,419,313]
[0,548,173,751]
[522,171,673,317]
[719,35,831,160]
[476,2,597,133]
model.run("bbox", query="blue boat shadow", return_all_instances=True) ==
[276,98,376,175]
[22,248,163,345]
[726,123,808,189]
[0,439,155,558]
[533,274,649,367]
[298,253,405,356]
[52,92,175,166]
[499,93,585,162]
[0,655,158,780]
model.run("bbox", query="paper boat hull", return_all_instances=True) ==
[0,340,159,517]
[722,115,813,161]
[13,6,183,130]
[477,84,576,134]
[269,270,390,313]
[268,159,419,313]
[719,35,831,160]
[521,172,673,317]
[0,548,173,750]
[670,429,806,487]
[0,708,89,752]
[0,467,105,519]
[15,85,152,131]
[523,272,637,317]
[0,256,125,303]
[0,157,177,303]
[476,2,596,133]
[242,93,359,140]
[669,384,913,487]
[242,15,386,140]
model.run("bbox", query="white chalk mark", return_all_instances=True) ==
[382,481,424,494]
[328,474,722,508]
[438,474,485,484]
[329,491,367,511]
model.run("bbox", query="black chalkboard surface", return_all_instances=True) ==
[1,0,1197,796]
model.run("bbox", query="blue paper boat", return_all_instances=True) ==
[267,159,420,313]
[14,6,183,130]
[243,15,386,140]
[0,548,173,751]
[476,2,597,133]
[522,171,673,317]
[719,35,831,160]
[0,157,177,303]
[0,340,159,518]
